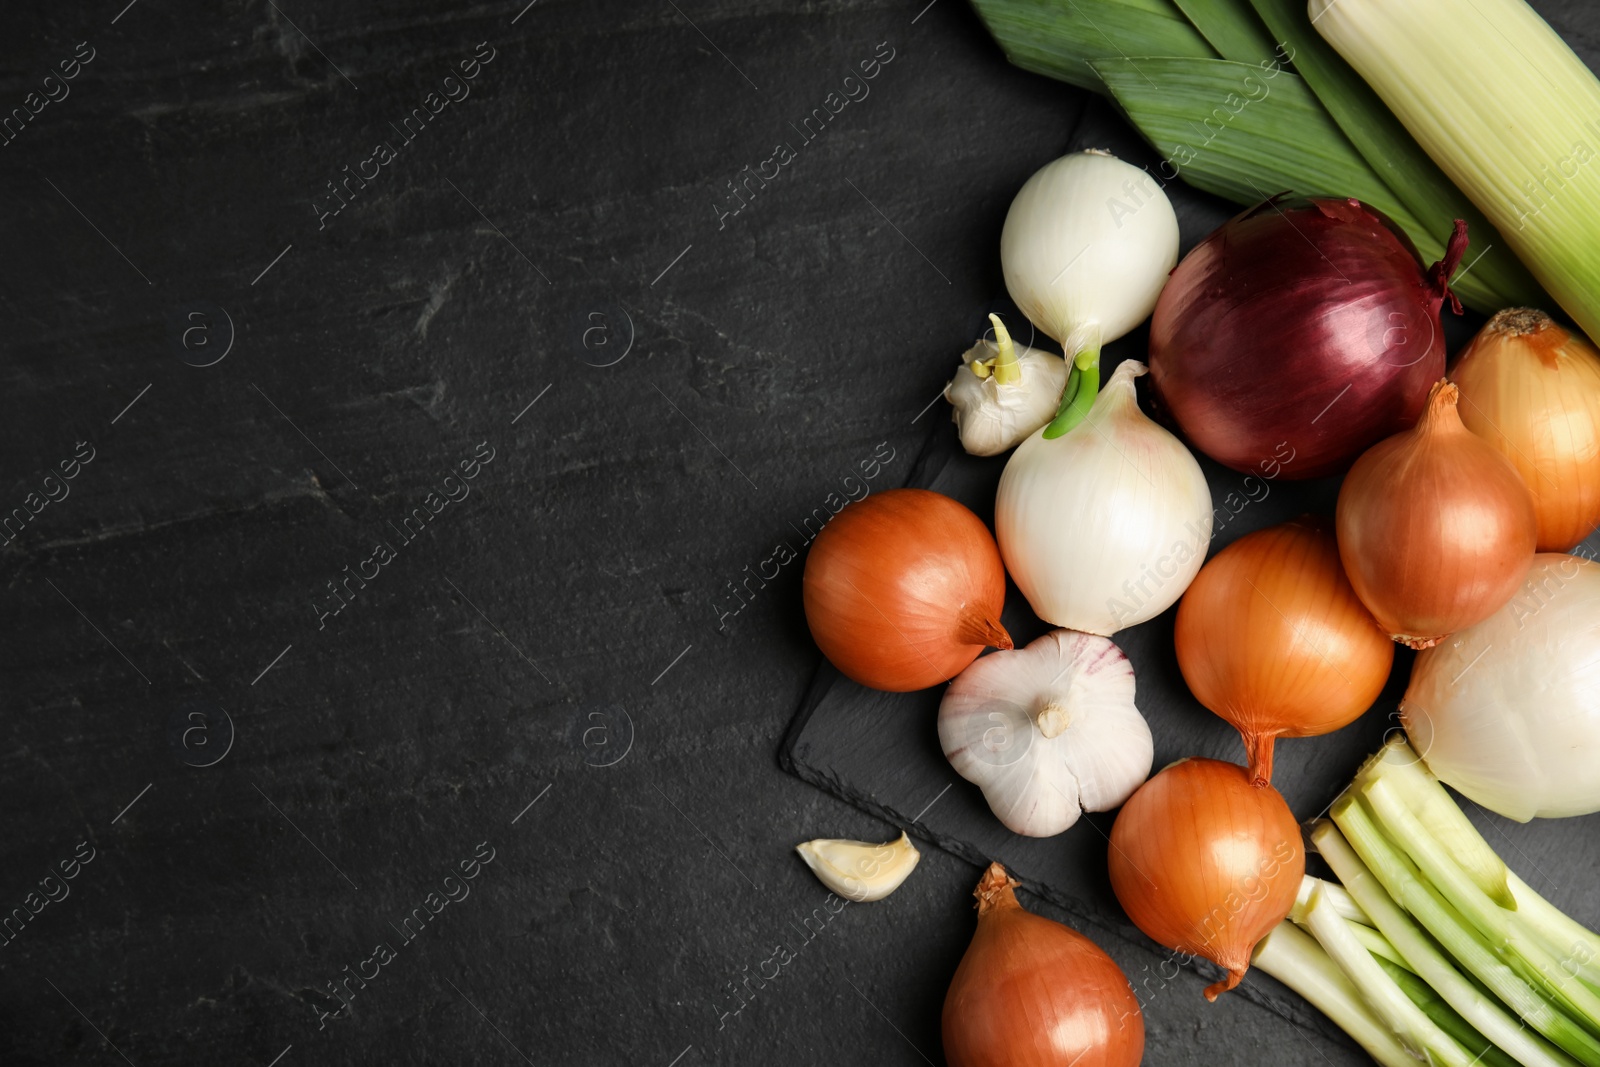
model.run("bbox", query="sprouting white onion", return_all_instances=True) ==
[945,314,1069,456]
[939,629,1152,837]
[1001,149,1179,365]
[1402,553,1600,821]
[996,360,1213,635]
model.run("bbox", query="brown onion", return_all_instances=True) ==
[1336,379,1538,648]
[943,862,1144,1067]
[1175,517,1394,785]
[1452,308,1600,550]
[1108,759,1304,1000]
[803,488,1011,692]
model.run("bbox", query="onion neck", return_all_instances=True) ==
[1042,321,1104,439]
[956,607,1013,650]
[1425,218,1469,316]
[973,862,1021,916]
[1203,967,1247,1002]
[1245,731,1278,788]
[1418,378,1466,436]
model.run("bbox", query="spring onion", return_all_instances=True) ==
[1264,737,1600,1066]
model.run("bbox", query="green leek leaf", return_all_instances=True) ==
[1089,56,1504,312]
[967,0,1215,92]
[1169,0,1279,64]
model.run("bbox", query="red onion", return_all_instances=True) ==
[1148,198,1468,479]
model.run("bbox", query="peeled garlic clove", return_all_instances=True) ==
[939,628,1153,837]
[945,315,1069,457]
[795,831,920,902]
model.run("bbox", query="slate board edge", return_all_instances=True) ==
[775,421,1350,1047]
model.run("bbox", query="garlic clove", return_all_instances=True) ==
[795,831,920,902]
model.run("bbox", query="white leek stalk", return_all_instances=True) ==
[1310,0,1600,342]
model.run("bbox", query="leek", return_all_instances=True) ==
[1244,0,1544,308]
[965,0,1214,92]
[1312,0,1600,341]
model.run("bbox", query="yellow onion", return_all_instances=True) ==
[1336,379,1537,648]
[943,863,1144,1067]
[1452,308,1600,551]
[1175,518,1394,786]
[1108,759,1304,1000]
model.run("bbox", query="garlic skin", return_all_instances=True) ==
[939,629,1153,837]
[945,315,1069,456]
[996,360,1213,635]
[795,832,920,902]
[1001,149,1179,353]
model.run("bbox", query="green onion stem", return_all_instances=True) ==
[1361,759,1600,994]
[1250,921,1419,1067]
[1351,920,1413,973]
[1508,872,1600,994]
[1326,804,1600,1064]
[1352,738,1512,907]
[1375,955,1524,1067]
[1304,884,1477,1065]
[1041,326,1102,439]
[1294,875,1373,928]
[1363,777,1512,945]
[1312,819,1583,1067]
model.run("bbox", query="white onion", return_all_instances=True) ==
[996,360,1213,635]
[1402,553,1600,820]
[1001,149,1179,359]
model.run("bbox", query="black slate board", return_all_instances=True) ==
[780,104,1600,1035]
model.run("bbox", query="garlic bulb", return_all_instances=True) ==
[996,360,1213,634]
[1001,149,1179,436]
[945,314,1069,456]
[939,629,1152,837]
[795,832,920,901]
[1402,554,1600,821]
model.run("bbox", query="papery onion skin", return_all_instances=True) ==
[1402,554,1600,821]
[944,862,1144,1067]
[1452,308,1600,551]
[1149,198,1463,479]
[1175,517,1394,786]
[803,488,1012,692]
[1108,759,1304,1000]
[1336,379,1537,649]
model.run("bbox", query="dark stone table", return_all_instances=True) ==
[2,1,1593,1064]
